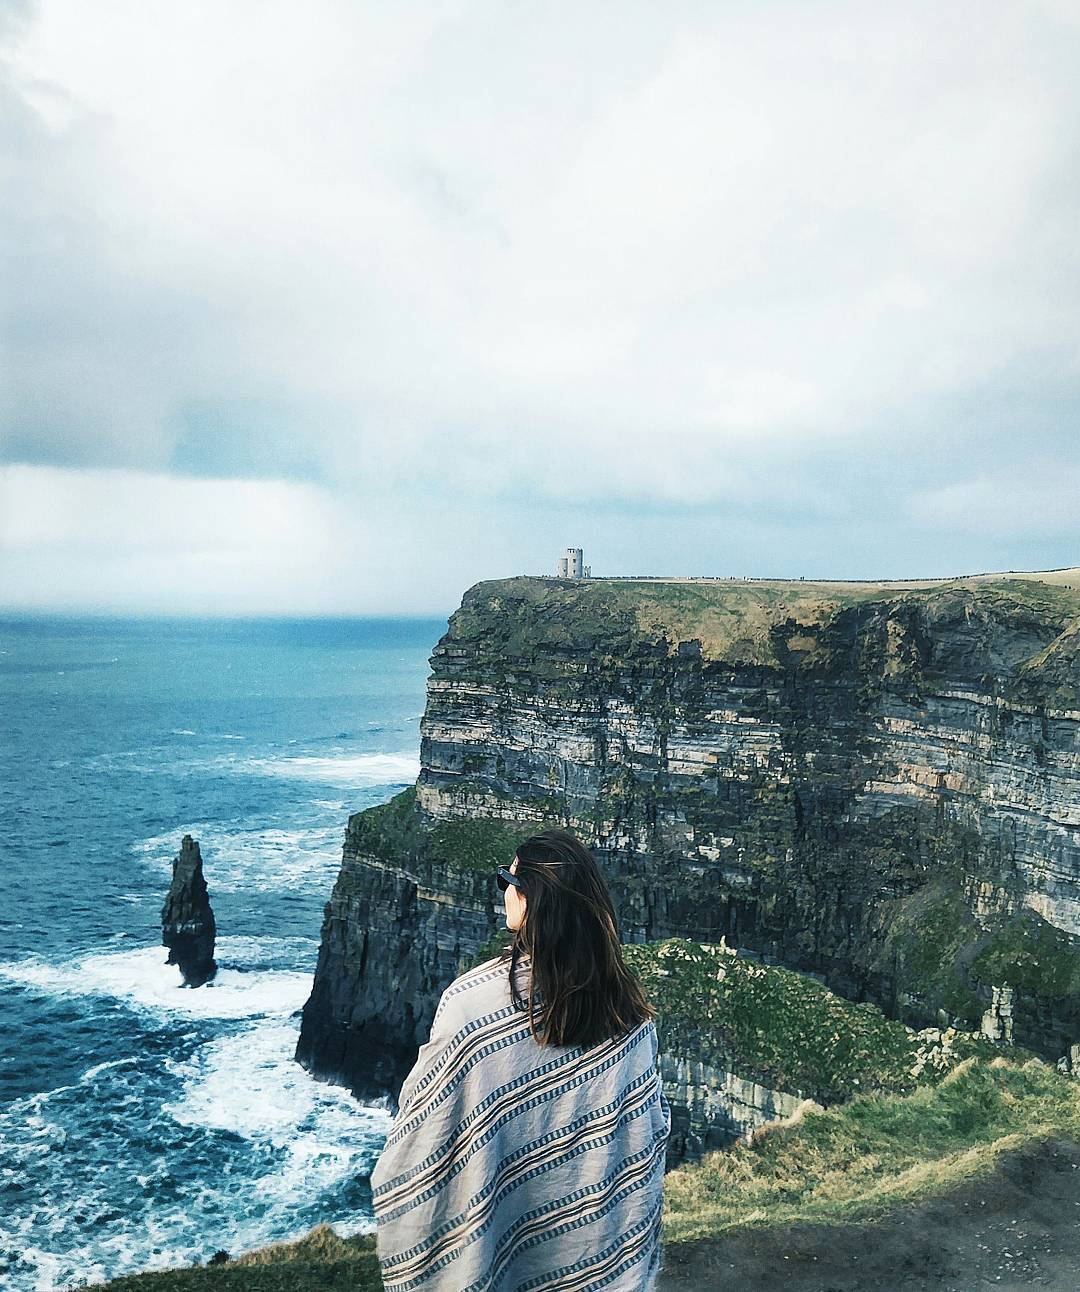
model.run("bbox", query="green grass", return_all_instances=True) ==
[448,572,1080,674]
[348,786,422,863]
[971,905,1080,999]
[875,876,987,1026]
[349,781,568,879]
[872,877,1080,1025]
[661,1052,1080,1243]
[93,1227,382,1290]
[428,813,562,875]
[623,936,1018,1101]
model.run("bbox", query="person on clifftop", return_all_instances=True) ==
[369,827,671,1290]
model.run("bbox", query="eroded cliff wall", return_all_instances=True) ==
[296,571,1080,1123]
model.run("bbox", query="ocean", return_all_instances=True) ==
[0,614,446,1291]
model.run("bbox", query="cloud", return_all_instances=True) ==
[0,462,582,614]
[0,464,345,612]
[2,455,1074,617]
[4,6,1080,477]
[0,2,1078,608]
[907,461,1080,539]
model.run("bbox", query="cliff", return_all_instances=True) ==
[295,569,1080,1149]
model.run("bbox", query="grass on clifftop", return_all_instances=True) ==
[661,1052,1080,1244]
[93,1227,382,1291]
[454,571,1080,672]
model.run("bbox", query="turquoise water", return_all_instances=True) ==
[0,614,445,1289]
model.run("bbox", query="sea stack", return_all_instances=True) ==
[161,834,217,987]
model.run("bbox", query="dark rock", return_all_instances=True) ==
[162,835,217,987]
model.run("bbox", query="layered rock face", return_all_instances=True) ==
[661,1049,811,1162]
[296,571,1080,1128]
[162,834,217,987]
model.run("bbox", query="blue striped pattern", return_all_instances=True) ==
[369,954,671,1290]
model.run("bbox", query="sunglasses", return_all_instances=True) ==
[496,866,524,892]
[496,860,572,891]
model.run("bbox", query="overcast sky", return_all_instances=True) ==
[1,0,1078,616]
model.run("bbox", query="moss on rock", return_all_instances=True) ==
[622,937,1013,1103]
[349,786,422,863]
[970,907,1080,1000]
[428,812,566,875]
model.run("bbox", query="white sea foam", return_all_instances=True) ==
[81,1057,138,1082]
[1,1035,381,1289]
[130,816,343,888]
[216,934,320,962]
[84,749,160,774]
[131,823,344,893]
[237,750,419,786]
[165,1017,388,1149]
[126,751,414,891]
[167,729,246,740]
[0,945,312,1020]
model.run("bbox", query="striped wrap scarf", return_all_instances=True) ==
[369,952,671,1291]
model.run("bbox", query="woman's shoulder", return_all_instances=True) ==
[439,955,515,1015]
[422,957,512,1039]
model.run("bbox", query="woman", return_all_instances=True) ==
[369,828,672,1291]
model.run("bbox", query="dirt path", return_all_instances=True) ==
[659,1135,1080,1291]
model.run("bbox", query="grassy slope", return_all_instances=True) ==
[660,1053,1080,1244]
[94,1228,382,1291]
[615,571,1080,667]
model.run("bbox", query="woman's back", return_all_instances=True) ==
[370,952,671,1291]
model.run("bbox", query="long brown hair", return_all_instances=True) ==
[498,828,657,1048]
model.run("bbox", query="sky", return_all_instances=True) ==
[1,0,1078,616]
